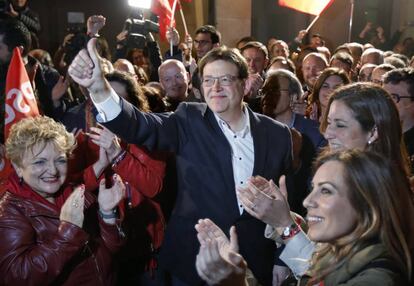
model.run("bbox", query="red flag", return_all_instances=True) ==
[0,47,40,181]
[151,0,192,41]
[279,0,334,16]
[5,47,39,138]
[151,0,176,41]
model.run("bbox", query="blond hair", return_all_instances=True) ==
[5,116,76,166]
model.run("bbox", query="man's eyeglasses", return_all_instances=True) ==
[202,75,238,87]
[390,94,414,103]
[194,40,212,46]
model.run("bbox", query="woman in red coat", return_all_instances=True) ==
[0,116,126,285]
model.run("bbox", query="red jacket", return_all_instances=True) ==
[68,133,167,259]
[0,173,124,286]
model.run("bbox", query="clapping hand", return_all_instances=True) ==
[195,219,247,286]
[244,73,264,98]
[98,174,125,213]
[87,124,122,163]
[60,185,85,228]
[237,175,294,228]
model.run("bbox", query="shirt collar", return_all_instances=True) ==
[214,107,251,138]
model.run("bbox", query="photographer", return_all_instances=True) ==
[115,11,163,82]
[1,0,41,48]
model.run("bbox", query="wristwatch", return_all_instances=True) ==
[280,223,300,240]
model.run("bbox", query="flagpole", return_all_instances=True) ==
[305,15,320,33]
[180,6,189,36]
[348,0,355,42]
[170,0,179,57]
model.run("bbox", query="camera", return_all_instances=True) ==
[123,10,159,50]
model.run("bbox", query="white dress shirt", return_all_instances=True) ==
[214,110,255,214]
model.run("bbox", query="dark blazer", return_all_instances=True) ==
[293,114,326,151]
[104,100,293,285]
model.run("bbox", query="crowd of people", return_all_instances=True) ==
[0,3,414,285]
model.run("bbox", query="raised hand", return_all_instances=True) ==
[244,73,264,98]
[7,3,18,17]
[60,185,85,227]
[296,30,307,42]
[68,38,111,100]
[166,27,180,46]
[87,15,106,37]
[87,125,122,162]
[237,175,294,228]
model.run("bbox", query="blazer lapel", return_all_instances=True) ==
[249,108,268,176]
[204,108,240,217]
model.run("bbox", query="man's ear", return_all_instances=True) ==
[213,43,220,48]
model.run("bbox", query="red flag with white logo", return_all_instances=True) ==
[279,0,334,15]
[0,47,40,181]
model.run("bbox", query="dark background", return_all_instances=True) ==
[29,0,396,57]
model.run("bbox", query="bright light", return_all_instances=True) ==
[128,0,152,9]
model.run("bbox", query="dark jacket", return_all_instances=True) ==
[103,100,292,285]
[15,5,41,48]
[293,114,326,151]
[0,173,124,286]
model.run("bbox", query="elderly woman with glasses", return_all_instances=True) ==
[0,116,125,285]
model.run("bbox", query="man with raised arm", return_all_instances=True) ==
[69,39,292,286]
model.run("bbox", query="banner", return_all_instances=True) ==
[151,0,176,41]
[279,0,334,16]
[151,0,192,41]
[0,47,40,181]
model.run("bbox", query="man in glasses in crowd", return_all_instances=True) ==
[69,39,293,286]
[383,68,414,170]
[190,25,221,101]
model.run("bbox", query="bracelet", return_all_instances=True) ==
[111,150,127,168]
[280,223,301,240]
[98,208,118,219]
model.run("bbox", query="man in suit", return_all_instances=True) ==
[68,39,292,286]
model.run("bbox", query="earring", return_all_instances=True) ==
[19,177,23,185]
[368,140,372,145]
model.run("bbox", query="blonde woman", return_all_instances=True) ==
[0,116,125,285]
